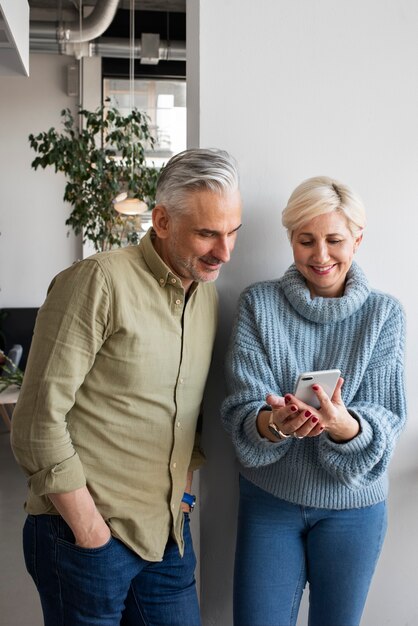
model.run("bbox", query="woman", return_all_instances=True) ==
[221,176,407,626]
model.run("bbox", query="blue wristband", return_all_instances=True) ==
[181,492,196,510]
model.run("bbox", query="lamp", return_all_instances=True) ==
[113,0,146,216]
[113,193,147,215]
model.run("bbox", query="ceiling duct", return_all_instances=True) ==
[58,0,120,43]
[29,1,185,62]
[93,37,185,60]
[30,0,120,46]
[29,34,186,61]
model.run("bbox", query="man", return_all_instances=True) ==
[11,148,242,626]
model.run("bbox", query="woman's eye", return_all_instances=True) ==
[300,241,313,246]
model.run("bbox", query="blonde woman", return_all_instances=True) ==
[222,176,407,626]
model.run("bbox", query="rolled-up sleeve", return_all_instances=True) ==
[27,453,86,496]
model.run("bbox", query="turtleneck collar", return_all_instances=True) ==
[279,261,371,324]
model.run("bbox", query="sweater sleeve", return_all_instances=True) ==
[317,301,407,488]
[221,288,293,467]
[10,259,111,496]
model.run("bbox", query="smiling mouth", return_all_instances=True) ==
[201,257,222,270]
[310,264,336,275]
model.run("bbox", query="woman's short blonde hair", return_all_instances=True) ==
[282,176,366,239]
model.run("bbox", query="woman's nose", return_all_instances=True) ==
[312,242,330,262]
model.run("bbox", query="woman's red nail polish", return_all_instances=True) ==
[312,385,319,391]
[304,410,311,417]
[311,416,319,423]
[285,394,292,403]
[291,405,298,412]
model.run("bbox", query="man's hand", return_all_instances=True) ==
[49,486,111,549]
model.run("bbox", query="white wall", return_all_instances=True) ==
[0,54,81,307]
[192,1,418,625]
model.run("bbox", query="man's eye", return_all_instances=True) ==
[328,240,342,245]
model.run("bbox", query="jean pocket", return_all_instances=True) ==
[54,527,126,612]
[57,534,114,555]
[50,515,114,555]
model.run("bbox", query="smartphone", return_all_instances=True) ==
[294,369,341,409]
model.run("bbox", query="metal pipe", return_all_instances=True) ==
[30,0,120,44]
[92,38,186,60]
[59,0,120,43]
[29,36,186,61]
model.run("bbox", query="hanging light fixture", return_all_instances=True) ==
[113,192,147,215]
[113,0,147,216]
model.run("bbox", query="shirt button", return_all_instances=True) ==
[173,462,177,469]
[179,378,184,384]
[159,278,164,284]
[177,421,181,428]
[171,503,175,509]
[175,299,182,305]
[171,278,176,284]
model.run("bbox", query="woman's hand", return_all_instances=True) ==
[310,378,360,442]
[256,393,323,441]
[283,378,360,443]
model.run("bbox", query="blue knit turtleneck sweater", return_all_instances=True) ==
[221,262,407,509]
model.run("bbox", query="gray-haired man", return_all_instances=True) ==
[11,148,242,626]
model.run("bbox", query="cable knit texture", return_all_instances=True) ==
[221,262,407,510]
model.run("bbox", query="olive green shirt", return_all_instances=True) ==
[11,230,218,561]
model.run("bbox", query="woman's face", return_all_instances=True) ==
[291,211,362,298]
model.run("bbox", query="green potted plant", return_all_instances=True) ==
[29,105,160,252]
[0,351,24,392]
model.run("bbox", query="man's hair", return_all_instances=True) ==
[155,148,239,215]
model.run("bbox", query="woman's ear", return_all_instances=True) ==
[152,204,170,239]
[353,232,363,252]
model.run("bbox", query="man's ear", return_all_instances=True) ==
[152,204,170,239]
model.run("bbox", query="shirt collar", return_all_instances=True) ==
[140,228,197,293]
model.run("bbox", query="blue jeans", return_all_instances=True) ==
[234,475,387,626]
[23,513,201,626]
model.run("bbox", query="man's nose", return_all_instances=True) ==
[213,237,231,263]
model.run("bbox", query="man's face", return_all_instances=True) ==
[154,188,242,291]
